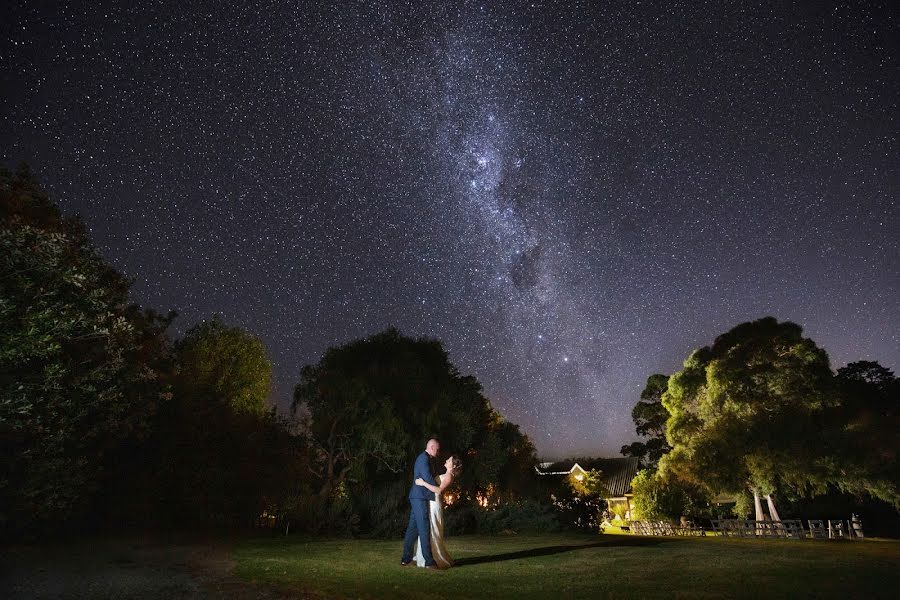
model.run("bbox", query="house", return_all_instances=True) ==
[536,457,641,518]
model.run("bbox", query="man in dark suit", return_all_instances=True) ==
[400,438,439,569]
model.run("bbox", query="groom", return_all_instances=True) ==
[400,438,439,569]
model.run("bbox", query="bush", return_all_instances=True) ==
[445,498,561,535]
[478,499,562,534]
[445,500,481,535]
[353,480,408,538]
[631,469,707,521]
[554,495,606,531]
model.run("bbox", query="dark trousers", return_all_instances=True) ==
[401,499,435,566]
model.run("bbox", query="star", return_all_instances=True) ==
[2,1,895,458]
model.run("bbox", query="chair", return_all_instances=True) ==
[849,514,864,539]
[657,520,674,536]
[827,520,847,539]
[781,519,805,540]
[765,521,783,538]
[764,520,783,538]
[720,519,738,538]
[680,519,698,536]
[741,520,757,537]
[808,520,828,540]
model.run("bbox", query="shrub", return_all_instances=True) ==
[446,498,561,535]
[478,498,562,534]
[353,480,408,538]
[554,495,606,531]
[445,500,481,535]
[631,469,707,521]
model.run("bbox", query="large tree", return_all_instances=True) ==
[146,318,293,528]
[292,328,538,535]
[621,373,671,467]
[0,165,172,531]
[659,317,898,507]
[832,361,899,503]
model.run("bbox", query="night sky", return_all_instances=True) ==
[2,1,897,457]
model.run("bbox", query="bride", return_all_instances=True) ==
[413,455,462,569]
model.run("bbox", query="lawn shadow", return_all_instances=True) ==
[453,536,664,567]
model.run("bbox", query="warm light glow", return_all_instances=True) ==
[475,484,499,509]
[574,473,584,481]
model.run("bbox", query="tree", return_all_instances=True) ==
[144,318,280,526]
[833,361,899,504]
[659,317,899,507]
[292,329,412,507]
[0,165,172,532]
[174,318,272,415]
[621,374,671,467]
[292,328,538,535]
[568,468,604,498]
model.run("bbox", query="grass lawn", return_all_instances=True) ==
[233,532,900,599]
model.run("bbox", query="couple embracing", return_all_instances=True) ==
[400,438,462,570]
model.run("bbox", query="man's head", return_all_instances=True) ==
[425,438,440,457]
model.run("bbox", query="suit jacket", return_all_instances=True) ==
[408,451,437,501]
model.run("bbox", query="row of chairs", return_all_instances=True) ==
[712,519,861,539]
[712,519,805,538]
[632,518,863,540]
[631,520,706,536]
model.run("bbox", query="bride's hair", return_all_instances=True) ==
[449,456,463,474]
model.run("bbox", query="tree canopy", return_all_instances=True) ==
[0,165,172,530]
[621,373,671,467]
[293,328,538,535]
[174,318,272,415]
[659,317,898,507]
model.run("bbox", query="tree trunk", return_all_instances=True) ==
[765,494,780,522]
[752,488,766,521]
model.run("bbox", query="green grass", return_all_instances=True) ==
[233,532,900,599]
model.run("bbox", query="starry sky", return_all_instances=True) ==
[2,1,897,458]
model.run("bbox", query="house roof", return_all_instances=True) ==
[536,462,588,475]
[536,457,641,497]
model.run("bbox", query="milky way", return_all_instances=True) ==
[2,1,897,457]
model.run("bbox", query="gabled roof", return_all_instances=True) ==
[536,456,641,497]
[535,462,588,476]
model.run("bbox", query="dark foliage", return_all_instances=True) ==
[1,165,173,536]
[292,328,542,536]
[620,374,671,468]
[444,497,563,535]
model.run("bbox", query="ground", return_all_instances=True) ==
[2,535,294,599]
[4,533,899,599]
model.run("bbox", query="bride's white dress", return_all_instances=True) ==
[414,474,453,568]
